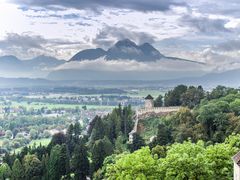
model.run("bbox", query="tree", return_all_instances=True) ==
[171,107,197,142]
[48,132,66,151]
[205,143,237,179]
[154,95,163,107]
[0,163,11,180]
[48,144,68,180]
[230,99,240,116]
[91,137,113,173]
[122,105,134,136]
[128,133,145,152]
[29,129,38,140]
[180,86,205,108]
[12,159,25,180]
[114,134,128,153]
[208,86,229,100]
[3,152,16,167]
[151,145,166,158]
[106,147,159,179]
[71,141,90,180]
[5,130,13,139]
[74,121,82,139]
[42,154,50,180]
[164,85,188,106]
[155,123,170,145]
[90,118,106,142]
[158,141,212,179]
[197,101,230,142]
[23,155,43,180]
[42,130,51,138]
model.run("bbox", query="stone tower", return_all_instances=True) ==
[144,94,154,109]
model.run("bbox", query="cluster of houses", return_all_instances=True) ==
[37,95,144,107]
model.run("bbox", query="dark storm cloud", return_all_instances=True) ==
[11,0,186,12]
[181,15,230,33]
[92,26,156,48]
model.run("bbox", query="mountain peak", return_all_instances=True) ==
[114,39,138,48]
[70,39,163,62]
[139,42,163,58]
[70,48,106,61]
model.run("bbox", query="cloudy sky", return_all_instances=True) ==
[0,0,240,72]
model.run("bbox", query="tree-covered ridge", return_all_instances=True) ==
[148,86,240,147]
[0,105,134,179]
[1,85,240,179]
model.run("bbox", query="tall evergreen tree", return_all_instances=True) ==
[128,133,145,152]
[74,122,82,139]
[42,154,50,180]
[71,141,89,180]
[66,124,74,152]
[12,159,25,180]
[155,123,170,146]
[154,95,163,107]
[49,144,68,180]
[90,118,105,142]
[23,155,43,180]
[91,137,113,173]
[0,163,12,180]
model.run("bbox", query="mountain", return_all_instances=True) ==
[0,56,30,77]
[70,39,164,62]
[24,55,65,70]
[70,48,106,61]
[106,39,163,61]
[157,68,240,88]
[0,55,65,78]
[0,55,24,68]
[48,39,205,81]
[0,77,53,87]
[0,39,204,80]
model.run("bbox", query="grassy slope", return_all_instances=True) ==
[140,117,162,142]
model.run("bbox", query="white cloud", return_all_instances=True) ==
[0,0,240,76]
[54,57,209,72]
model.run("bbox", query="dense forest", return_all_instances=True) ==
[1,85,240,179]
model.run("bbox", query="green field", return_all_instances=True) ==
[127,89,165,98]
[13,138,51,153]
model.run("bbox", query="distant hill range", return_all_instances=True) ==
[0,55,65,78]
[1,68,239,88]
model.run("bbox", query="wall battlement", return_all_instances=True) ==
[137,106,180,117]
